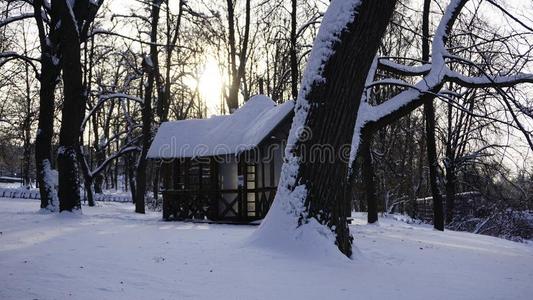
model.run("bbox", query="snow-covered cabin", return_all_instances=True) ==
[148,95,294,223]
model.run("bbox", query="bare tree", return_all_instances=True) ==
[55,0,102,211]
[422,0,445,230]
[256,0,398,257]
[135,0,162,214]
[1,0,62,210]
[225,0,251,111]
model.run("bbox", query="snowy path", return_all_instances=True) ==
[1,197,532,300]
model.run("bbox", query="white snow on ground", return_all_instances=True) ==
[1,197,532,300]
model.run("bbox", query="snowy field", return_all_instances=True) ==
[1,197,532,300]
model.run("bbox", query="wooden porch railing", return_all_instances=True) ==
[162,187,277,222]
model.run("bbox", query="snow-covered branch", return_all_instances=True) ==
[377,58,431,76]
[366,78,418,90]
[89,29,197,50]
[375,0,468,117]
[90,145,141,177]
[350,0,469,166]
[296,14,323,39]
[97,128,141,151]
[445,69,533,88]
[0,52,41,78]
[0,13,35,28]
[81,93,143,133]
[100,92,144,103]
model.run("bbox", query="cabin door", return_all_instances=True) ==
[219,157,239,217]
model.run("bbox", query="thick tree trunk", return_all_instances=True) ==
[35,63,59,209]
[135,0,162,214]
[56,0,85,212]
[34,0,60,210]
[421,0,444,231]
[266,0,397,257]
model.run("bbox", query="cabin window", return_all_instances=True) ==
[242,161,257,217]
[168,158,212,191]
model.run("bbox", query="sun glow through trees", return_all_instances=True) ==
[199,56,224,116]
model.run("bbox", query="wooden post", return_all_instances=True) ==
[237,155,244,220]
[173,159,179,190]
[210,158,219,220]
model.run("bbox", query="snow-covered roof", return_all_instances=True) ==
[147,95,294,159]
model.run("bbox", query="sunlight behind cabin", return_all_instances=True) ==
[199,57,224,116]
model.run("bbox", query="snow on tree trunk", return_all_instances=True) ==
[251,0,397,258]
[56,0,86,212]
[34,0,60,212]
[38,159,59,211]
[36,71,60,211]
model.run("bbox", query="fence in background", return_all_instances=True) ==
[0,187,132,203]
